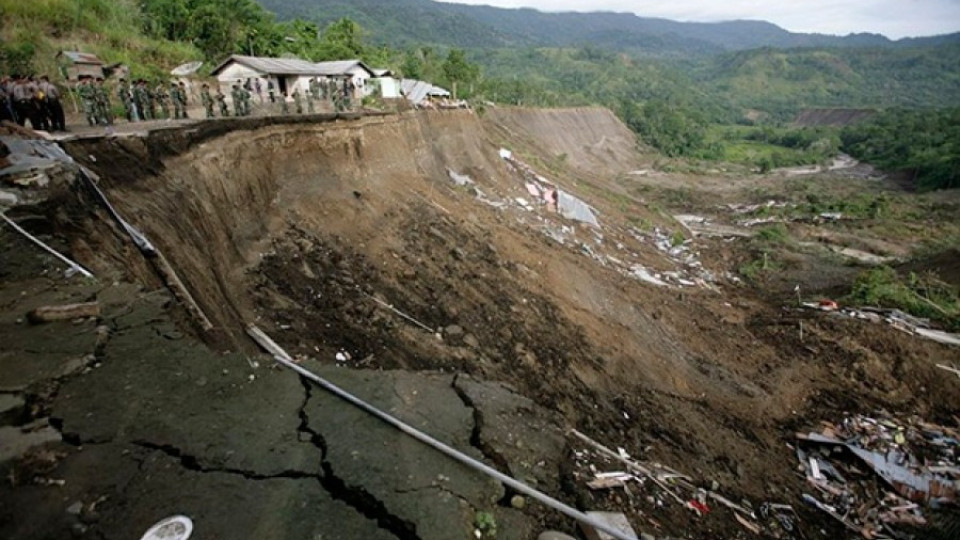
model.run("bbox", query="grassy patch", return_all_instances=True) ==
[739,251,783,281]
[847,266,960,331]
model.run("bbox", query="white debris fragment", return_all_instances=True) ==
[447,169,474,186]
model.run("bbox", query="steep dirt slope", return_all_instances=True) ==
[482,107,645,176]
[43,108,960,538]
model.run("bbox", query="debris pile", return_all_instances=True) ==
[625,226,722,289]
[569,430,801,538]
[498,148,599,227]
[800,302,960,348]
[795,412,960,538]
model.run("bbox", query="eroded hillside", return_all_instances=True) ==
[1,108,958,539]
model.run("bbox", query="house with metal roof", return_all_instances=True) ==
[211,54,329,97]
[211,55,382,100]
[56,51,105,80]
[400,79,451,106]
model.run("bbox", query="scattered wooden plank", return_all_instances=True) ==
[27,302,99,324]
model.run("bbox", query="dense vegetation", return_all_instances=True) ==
[0,0,199,79]
[256,0,960,54]
[841,108,960,191]
[1,0,958,190]
[848,266,960,331]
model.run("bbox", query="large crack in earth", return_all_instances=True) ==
[295,377,419,540]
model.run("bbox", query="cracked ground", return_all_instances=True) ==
[0,253,565,539]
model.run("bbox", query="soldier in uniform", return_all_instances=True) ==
[292,88,303,114]
[215,88,229,117]
[155,83,170,119]
[132,80,147,121]
[144,81,157,120]
[341,77,353,112]
[267,80,276,103]
[242,85,253,116]
[93,77,113,126]
[170,82,184,119]
[117,78,136,122]
[231,85,243,117]
[76,76,97,126]
[200,83,214,118]
[327,79,337,103]
[309,77,320,100]
[280,92,289,115]
[178,81,190,119]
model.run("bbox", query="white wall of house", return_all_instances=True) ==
[371,77,401,98]
[216,62,267,100]
[345,67,372,95]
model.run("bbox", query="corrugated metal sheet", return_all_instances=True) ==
[313,60,374,77]
[57,51,104,65]
[399,79,451,104]
[211,55,325,76]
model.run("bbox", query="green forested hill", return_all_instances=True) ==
[699,45,960,117]
[256,0,960,54]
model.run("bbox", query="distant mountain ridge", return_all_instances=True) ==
[257,0,960,53]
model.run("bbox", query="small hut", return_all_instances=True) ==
[56,51,105,81]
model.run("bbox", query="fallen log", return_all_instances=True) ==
[27,302,99,324]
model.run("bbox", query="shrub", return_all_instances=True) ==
[848,266,960,330]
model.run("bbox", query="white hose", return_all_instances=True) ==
[246,324,637,540]
[1,213,94,279]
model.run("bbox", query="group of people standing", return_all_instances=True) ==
[0,71,366,133]
[112,78,190,124]
[0,75,66,131]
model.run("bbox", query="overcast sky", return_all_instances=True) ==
[441,0,960,39]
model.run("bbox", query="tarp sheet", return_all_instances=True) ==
[558,191,599,227]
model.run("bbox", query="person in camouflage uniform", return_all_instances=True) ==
[309,77,320,100]
[93,77,113,126]
[200,83,214,118]
[280,92,289,115]
[341,77,353,112]
[307,89,315,114]
[170,82,184,119]
[326,79,336,102]
[154,83,170,119]
[231,85,243,117]
[215,89,229,117]
[132,80,149,121]
[243,85,253,116]
[117,78,137,122]
[292,88,303,114]
[177,82,190,119]
[76,76,97,126]
[145,82,157,120]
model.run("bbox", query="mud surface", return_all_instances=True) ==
[2,108,958,539]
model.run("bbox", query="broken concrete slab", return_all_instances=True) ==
[0,424,61,464]
[0,393,26,425]
[101,449,393,540]
[0,443,393,540]
[0,325,98,392]
[53,324,317,475]
[452,375,566,493]
[302,365,518,540]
